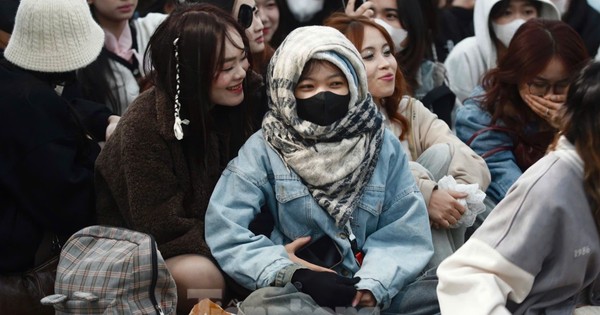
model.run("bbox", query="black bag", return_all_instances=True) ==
[421,83,456,127]
[0,231,61,315]
[0,257,58,315]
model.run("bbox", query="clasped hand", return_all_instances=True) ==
[428,189,467,229]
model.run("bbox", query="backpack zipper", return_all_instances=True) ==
[149,235,164,315]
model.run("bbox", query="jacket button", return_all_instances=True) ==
[341,269,350,276]
[338,232,348,239]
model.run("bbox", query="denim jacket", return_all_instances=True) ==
[205,129,433,309]
[455,86,525,204]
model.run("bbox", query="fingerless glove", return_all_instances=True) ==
[291,269,360,309]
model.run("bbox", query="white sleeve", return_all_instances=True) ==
[437,238,535,315]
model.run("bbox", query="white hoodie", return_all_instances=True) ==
[444,0,560,103]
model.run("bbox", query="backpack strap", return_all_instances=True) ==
[465,125,516,146]
[466,125,517,159]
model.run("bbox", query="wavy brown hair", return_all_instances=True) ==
[325,13,410,140]
[554,61,600,229]
[478,19,589,132]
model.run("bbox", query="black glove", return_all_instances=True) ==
[291,269,360,309]
[248,205,275,237]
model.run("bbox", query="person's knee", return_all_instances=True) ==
[168,255,224,285]
[416,143,452,180]
[423,143,451,159]
[166,255,226,310]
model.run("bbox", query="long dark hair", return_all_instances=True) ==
[325,13,410,140]
[479,19,589,131]
[145,3,252,163]
[394,0,429,95]
[555,61,600,229]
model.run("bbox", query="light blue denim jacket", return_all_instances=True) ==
[455,86,530,204]
[205,129,433,309]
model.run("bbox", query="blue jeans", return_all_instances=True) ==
[238,273,440,315]
[384,267,440,315]
[411,143,466,270]
[238,283,379,315]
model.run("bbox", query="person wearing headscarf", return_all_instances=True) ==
[206,25,437,314]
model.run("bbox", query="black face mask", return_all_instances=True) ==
[296,91,350,126]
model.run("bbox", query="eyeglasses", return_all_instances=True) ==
[238,4,254,29]
[527,80,570,97]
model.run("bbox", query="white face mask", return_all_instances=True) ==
[587,0,600,13]
[492,18,526,48]
[285,0,324,22]
[373,18,408,53]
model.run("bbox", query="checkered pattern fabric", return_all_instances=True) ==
[41,226,177,314]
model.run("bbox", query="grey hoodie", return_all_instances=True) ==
[437,136,600,314]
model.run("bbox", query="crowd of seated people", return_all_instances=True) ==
[1,0,598,314]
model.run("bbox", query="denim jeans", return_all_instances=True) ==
[384,267,440,315]
[238,283,380,315]
[411,143,466,270]
[238,275,440,315]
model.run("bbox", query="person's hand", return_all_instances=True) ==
[105,115,120,141]
[285,236,336,273]
[524,94,564,128]
[291,269,360,309]
[428,189,467,229]
[352,290,377,307]
[344,0,375,18]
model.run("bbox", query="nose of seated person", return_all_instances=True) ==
[294,60,351,126]
[369,0,409,51]
[519,56,570,126]
[256,0,279,44]
[211,28,249,107]
[360,24,398,104]
[519,57,569,98]
[234,0,265,53]
[491,0,540,48]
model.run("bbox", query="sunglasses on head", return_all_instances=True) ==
[238,4,254,29]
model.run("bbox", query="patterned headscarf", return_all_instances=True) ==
[262,26,385,227]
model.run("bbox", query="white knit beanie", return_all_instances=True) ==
[4,0,104,73]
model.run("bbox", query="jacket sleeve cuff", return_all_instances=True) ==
[273,264,305,287]
[419,179,438,206]
[356,278,389,310]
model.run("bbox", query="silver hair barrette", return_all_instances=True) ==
[173,37,190,140]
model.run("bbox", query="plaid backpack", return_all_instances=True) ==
[40,225,177,314]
